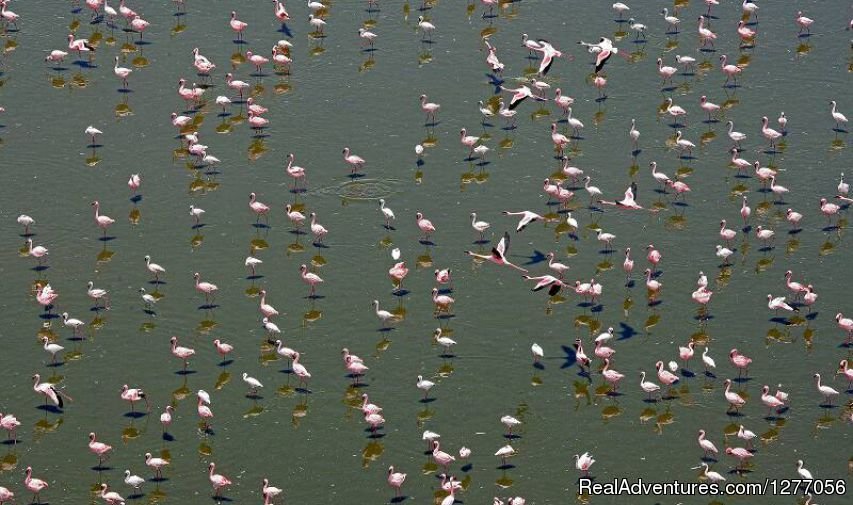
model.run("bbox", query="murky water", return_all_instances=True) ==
[0,0,850,504]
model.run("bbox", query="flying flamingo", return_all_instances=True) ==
[465,232,528,272]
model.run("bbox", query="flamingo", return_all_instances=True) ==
[144,452,169,479]
[230,11,248,39]
[502,210,544,232]
[32,374,66,408]
[193,272,218,302]
[723,379,746,411]
[0,412,21,443]
[830,101,847,129]
[26,238,48,264]
[299,264,324,296]
[694,462,726,482]
[761,116,782,147]
[812,373,839,405]
[702,348,716,374]
[760,385,785,415]
[263,478,284,503]
[124,470,145,494]
[91,201,114,236]
[601,358,624,391]
[639,371,661,400]
[258,290,279,318]
[417,374,436,398]
[41,337,64,364]
[24,467,48,504]
[415,212,436,240]
[655,360,679,387]
[419,94,440,123]
[725,447,753,470]
[89,433,113,465]
[431,288,455,314]
[291,352,311,386]
[170,336,195,371]
[697,429,719,457]
[698,16,717,47]
[387,466,407,497]
[342,147,366,173]
[657,58,677,85]
[465,232,528,272]
[416,16,435,40]
[68,34,96,58]
[432,441,456,471]
[795,11,814,34]
[574,452,595,476]
[208,462,232,497]
[159,405,174,432]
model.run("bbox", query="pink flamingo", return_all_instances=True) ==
[622,248,634,282]
[838,360,853,388]
[230,11,248,40]
[120,384,149,412]
[225,73,249,98]
[99,483,125,505]
[646,244,662,269]
[836,313,853,341]
[432,288,455,314]
[388,261,409,291]
[700,96,720,121]
[725,447,752,470]
[465,232,528,272]
[91,201,115,236]
[273,0,290,23]
[36,283,58,309]
[130,15,149,39]
[246,97,268,115]
[740,195,751,225]
[435,268,453,290]
[160,405,174,432]
[574,339,590,371]
[729,348,752,376]
[761,116,782,147]
[760,385,785,416]
[719,220,736,244]
[26,238,48,264]
[679,342,695,368]
[248,192,270,222]
[719,55,741,85]
[67,34,95,58]
[736,21,756,42]
[387,466,406,497]
[208,463,232,497]
[213,339,233,359]
[309,212,328,243]
[24,467,48,503]
[88,432,112,465]
[601,358,624,391]
[0,485,12,504]
[432,441,456,471]
[342,147,366,173]
[0,412,21,443]
[723,379,746,411]
[258,290,279,318]
[784,270,808,297]
[697,16,717,47]
[795,11,813,34]
[655,360,679,387]
[594,340,616,360]
[550,123,570,153]
[247,110,269,131]
[819,198,840,223]
[197,397,214,430]
[285,153,307,188]
[299,264,324,296]
[416,212,436,240]
[193,272,218,302]
[144,452,169,479]
[128,173,141,192]
[291,352,311,386]
[246,51,269,73]
[170,336,195,371]
[419,94,440,123]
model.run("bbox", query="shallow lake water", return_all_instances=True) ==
[0,0,851,504]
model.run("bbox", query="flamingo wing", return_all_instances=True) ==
[594,49,612,73]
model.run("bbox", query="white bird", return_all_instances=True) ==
[812,373,839,404]
[242,372,263,394]
[702,347,716,372]
[372,300,398,327]
[416,375,435,399]
[17,214,35,234]
[501,415,522,434]
[531,343,544,363]
[189,205,205,224]
[830,101,847,129]
[139,288,157,308]
[796,459,813,480]
[41,336,64,363]
[433,328,457,354]
[417,16,435,39]
[470,212,490,239]
[144,255,165,281]
[61,312,85,335]
[245,256,262,275]
[261,317,281,336]
[124,470,145,492]
[661,8,680,30]
[85,125,103,144]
